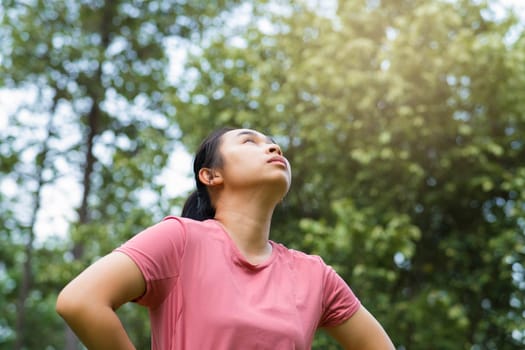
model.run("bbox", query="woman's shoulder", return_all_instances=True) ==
[272,242,328,269]
[160,216,225,240]
[161,215,218,230]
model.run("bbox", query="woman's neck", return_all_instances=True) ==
[213,194,276,263]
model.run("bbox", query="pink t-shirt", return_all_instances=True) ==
[115,216,360,349]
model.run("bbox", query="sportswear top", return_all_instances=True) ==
[115,216,360,349]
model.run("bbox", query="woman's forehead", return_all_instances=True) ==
[224,128,274,143]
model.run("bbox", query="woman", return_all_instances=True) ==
[56,127,395,349]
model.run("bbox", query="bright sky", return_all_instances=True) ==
[495,0,525,16]
[0,0,524,242]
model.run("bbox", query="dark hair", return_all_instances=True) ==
[181,127,234,221]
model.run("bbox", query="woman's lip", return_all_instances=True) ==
[268,156,287,166]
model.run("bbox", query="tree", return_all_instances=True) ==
[173,0,525,348]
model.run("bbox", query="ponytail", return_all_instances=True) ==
[180,127,234,221]
[181,188,216,221]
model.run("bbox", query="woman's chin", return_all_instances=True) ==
[267,177,291,199]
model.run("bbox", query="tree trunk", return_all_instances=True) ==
[63,3,114,348]
[13,108,55,350]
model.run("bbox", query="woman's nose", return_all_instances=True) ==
[268,144,282,155]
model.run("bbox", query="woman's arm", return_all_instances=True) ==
[325,305,395,350]
[56,252,145,350]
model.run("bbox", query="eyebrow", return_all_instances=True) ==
[236,130,276,144]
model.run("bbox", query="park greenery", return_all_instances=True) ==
[1,0,524,349]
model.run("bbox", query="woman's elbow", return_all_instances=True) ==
[56,287,74,319]
[56,285,88,321]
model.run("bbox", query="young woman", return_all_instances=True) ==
[56,127,395,349]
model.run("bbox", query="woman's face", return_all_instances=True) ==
[215,129,292,196]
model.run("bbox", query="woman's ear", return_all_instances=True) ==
[198,168,223,186]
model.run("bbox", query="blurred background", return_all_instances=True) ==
[1,0,524,349]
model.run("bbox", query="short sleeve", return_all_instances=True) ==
[319,262,361,327]
[114,216,186,308]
